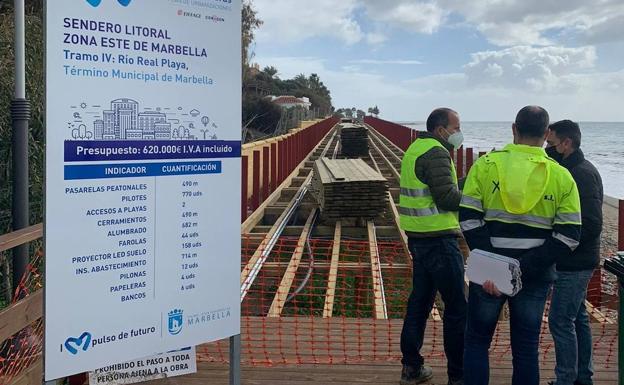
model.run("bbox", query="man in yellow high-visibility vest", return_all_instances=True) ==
[459,106,582,385]
[399,108,466,385]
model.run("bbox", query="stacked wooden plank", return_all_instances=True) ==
[340,123,369,157]
[311,158,388,219]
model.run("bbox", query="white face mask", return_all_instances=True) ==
[443,127,464,149]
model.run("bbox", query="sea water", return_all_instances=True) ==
[403,122,624,199]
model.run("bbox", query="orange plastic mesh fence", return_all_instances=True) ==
[0,238,618,383]
[196,236,619,368]
[0,249,43,384]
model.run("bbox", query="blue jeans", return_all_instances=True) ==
[400,236,467,380]
[464,281,550,385]
[549,270,595,385]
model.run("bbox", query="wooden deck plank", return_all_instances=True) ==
[323,222,341,318]
[367,221,387,320]
[268,209,318,317]
[139,360,618,385]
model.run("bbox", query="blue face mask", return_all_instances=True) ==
[443,127,464,149]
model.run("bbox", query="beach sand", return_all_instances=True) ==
[602,195,620,256]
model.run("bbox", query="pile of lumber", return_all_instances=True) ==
[311,158,388,219]
[340,123,369,157]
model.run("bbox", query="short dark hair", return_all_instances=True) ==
[549,120,581,149]
[514,106,549,139]
[426,108,456,132]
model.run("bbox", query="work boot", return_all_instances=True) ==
[400,364,433,384]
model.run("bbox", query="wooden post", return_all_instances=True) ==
[270,142,278,192]
[466,147,474,175]
[456,146,464,178]
[278,140,285,184]
[251,150,260,211]
[262,147,270,202]
[587,269,602,306]
[241,155,248,222]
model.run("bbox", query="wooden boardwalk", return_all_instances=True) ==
[138,317,618,385]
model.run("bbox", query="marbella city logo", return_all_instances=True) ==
[85,0,132,7]
[64,332,92,355]
[168,309,184,335]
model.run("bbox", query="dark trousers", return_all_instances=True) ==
[464,281,551,385]
[400,236,467,380]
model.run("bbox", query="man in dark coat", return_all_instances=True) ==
[546,120,603,385]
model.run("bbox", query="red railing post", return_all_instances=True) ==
[466,147,474,175]
[262,146,270,202]
[279,139,285,183]
[587,269,602,306]
[457,147,465,178]
[251,150,261,211]
[241,155,248,222]
[286,135,292,175]
[297,132,302,163]
[270,142,278,191]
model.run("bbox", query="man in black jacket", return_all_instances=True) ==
[546,120,603,385]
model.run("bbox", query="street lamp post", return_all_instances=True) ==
[11,0,31,294]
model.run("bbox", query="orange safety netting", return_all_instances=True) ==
[0,249,43,384]
[197,235,619,370]
[0,238,619,384]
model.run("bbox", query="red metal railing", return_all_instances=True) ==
[241,117,338,223]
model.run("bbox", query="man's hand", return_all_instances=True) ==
[483,280,502,297]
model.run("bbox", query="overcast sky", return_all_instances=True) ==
[252,0,624,122]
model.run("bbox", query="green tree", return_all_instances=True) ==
[242,0,263,75]
[262,66,279,79]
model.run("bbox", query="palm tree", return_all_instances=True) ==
[262,66,278,79]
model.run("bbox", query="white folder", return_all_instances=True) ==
[466,249,522,296]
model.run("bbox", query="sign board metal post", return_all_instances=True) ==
[230,334,241,385]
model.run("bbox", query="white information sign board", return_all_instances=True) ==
[89,347,197,385]
[44,0,241,380]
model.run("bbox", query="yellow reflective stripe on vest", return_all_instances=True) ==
[398,206,444,217]
[554,212,582,224]
[553,232,580,250]
[490,237,545,249]
[400,187,431,198]
[461,195,483,212]
[484,209,553,229]
[460,219,485,232]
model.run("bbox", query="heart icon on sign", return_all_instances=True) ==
[64,332,92,355]
[85,0,132,6]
